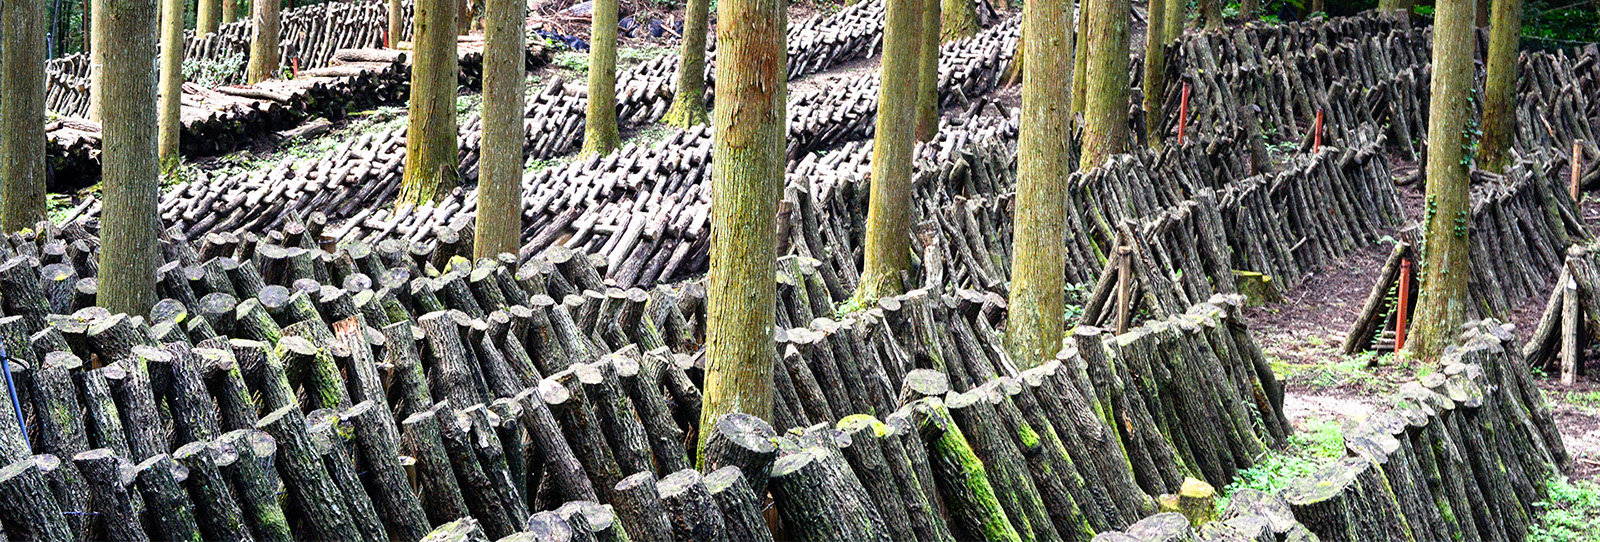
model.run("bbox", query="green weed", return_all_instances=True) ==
[1220,415,1345,506]
[1529,478,1600,542]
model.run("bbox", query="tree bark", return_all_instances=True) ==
[915,0,942,142]
[1164,0,1183,42]
[158,0,184,172]
[197,0,219,33]
[1239,0,1257,21]
[246,0,279,84]
[475,0,525,259]
[1202,0,1222,28]
[663,0,711,127]
[222,0,237,24]
[1377,0,1414,17]
[1407,0,1476,361]
[941,0,978,42]
[89,0,108,122]
[99,0,160,317]
[1,0,47,231]
[581,0,620,156]
[1080,0,1130,170]
[1143,0,1167,148]
[698,0,784,457]
[1479,0,1521,173]
[1071,0,1091,119]
[400,0,459,206]
[1009,0,1074,371]
[858,0,924,300]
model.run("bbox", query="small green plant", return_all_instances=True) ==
[552,50,589,73]
[183,51,246,87]
[1220,415,1344,507]
[1528,478,1600,542]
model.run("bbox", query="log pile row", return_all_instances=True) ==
[1463,155,1586,317]
[1276,320,1568,542]
[1521,237,1600,384]
[45,0,399,120]
[0,211,1297,542]
[1156,13,1428,155]
[1511,44,1600,187]
[786,15,1021,158]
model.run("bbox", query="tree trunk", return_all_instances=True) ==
[89,0,107,121]
[1079,0,1130,171]
[222,0,237,24]
[1164,0,1183,43]
[858,0,924,300]
[582,0,620,156]
[1008,0,1074,372]
[663,0,711,127]
[458,0,471,34]
[400,0,459,206]
[246,0,279,84]
[1239,0,1257,21]
[1407,0,1476,361]
[197,0,219,33]
[475,0,525,259]
[1377,0,1414,17]
[158,0,184,173]
[1479,0,1521,173]
[698,0,784,457]
[941,0,977,42]
[99,0,160,318]
[1,0,48,231]
[1203,0,1221,28]
[1143,0,1167,148]
[1476,0,1489,26]
[388,0,403,44]
[1071,0,1091,119]
[914,0,942,142]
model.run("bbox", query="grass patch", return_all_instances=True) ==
[1220,415,1345,507]
[1529,478,1600,542]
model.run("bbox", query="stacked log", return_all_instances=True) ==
[1522,237,1600,384]
[1278,321,1567,542]
[1463,155,1586,317]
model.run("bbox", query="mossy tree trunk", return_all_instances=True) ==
[458,0,471,34]
[399,0,459,207]
[941,0,978,42]
[914,0,942,142]
[698,0,785,459]
[388,0,404,45]
[582,0,620,156]
[1008,0,1075,371]
[198,0,219,33]
[246,0,280,84]
[99,0,161,317]
[1164,0,1184,42]
[1239,0,1258,21]
[1142,0,1166,148]
[1202,0,1222,28]
[1407,0,1476,361]
[858,0,924,301]
[474,0,525,259]
[1079,0,1129,171]
[222,0,237,24]
[89,0,108,121]
[1,0,48,231]
[1377,0,1414,17]
[663,0,711,127]
[1070,0,1091,119]
[1479,0,1521,173]
[159,0,184,173]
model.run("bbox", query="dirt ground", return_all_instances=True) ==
[1245,179,1600,484]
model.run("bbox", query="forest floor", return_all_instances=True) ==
[1243,177,1600,487]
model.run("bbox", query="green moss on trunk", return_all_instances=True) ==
[941,0,978,42]
[1079,0,1130,171]
[1142,0,1167,148]
[159,0,185,173]
[697,0,785,458]
[581,0,621,156]
[475,0,526,258]
[1479,0,1521,173]
[858,0,925,301]
[915,0,942,142]
[400,0,459,207]
[663,0,711,127]
[1407,0,1476,361]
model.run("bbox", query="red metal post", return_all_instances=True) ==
[1177,82,1191,146]
[1395,258,1413,352]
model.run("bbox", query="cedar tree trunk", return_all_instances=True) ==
[1079,0,1130,170]
[663,0,711,127]
[399,0,459,207]
[99,0,161,317]
[475,0,526,258]
[858,0,925,300]
[581,0,620,156]
[1,0,48,231]
[1479,0,1521,173]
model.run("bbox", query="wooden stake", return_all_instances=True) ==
[1313,109,1324,152]
[1395,258,1412,351]
[1572,139,1585,203]
[1177,83,1190,146]
[1561,275,1579,387]
[1115,246,1133,335]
